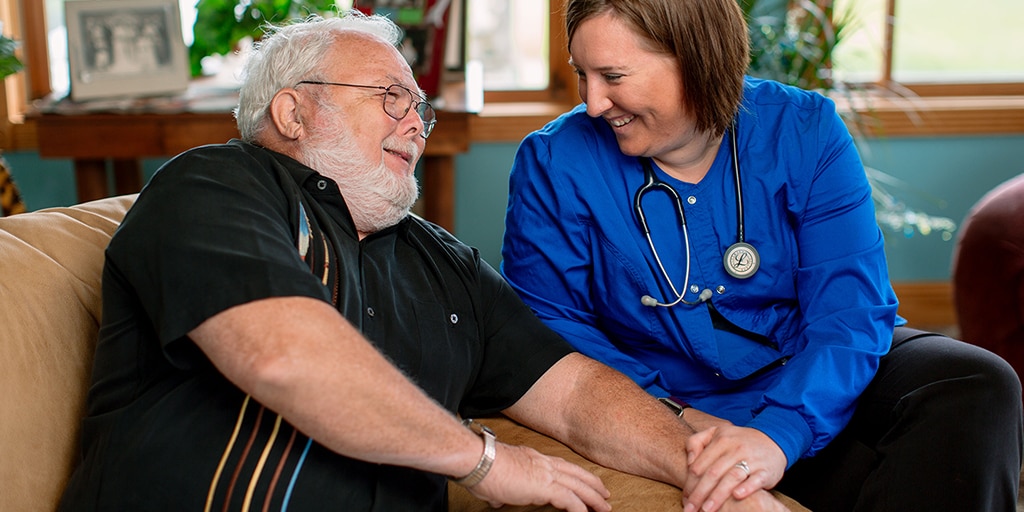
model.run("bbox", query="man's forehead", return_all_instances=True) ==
[331,32,421,93]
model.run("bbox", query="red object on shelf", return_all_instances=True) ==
[353,0,451,98]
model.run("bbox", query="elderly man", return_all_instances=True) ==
[57,12,787,512]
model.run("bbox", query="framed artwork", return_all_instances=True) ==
[65,0,190,101]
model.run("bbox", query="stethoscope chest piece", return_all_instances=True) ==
[723,241,760,279]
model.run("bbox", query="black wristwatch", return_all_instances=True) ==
[658,397,692,417]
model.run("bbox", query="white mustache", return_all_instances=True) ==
[383,138,420,163]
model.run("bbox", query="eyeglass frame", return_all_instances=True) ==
[296,80,437,139]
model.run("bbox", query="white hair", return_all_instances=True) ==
[234,12,404,142]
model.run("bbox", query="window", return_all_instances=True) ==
[465,0,573,104]
[834,0,1024,89]
[1,0,1021,149]
[465,0,549,92]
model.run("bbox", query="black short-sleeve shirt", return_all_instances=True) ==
[58,140,573,512]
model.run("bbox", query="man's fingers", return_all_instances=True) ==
[469,443,611,512]
[552,458,612,511]
[554,457,611,498]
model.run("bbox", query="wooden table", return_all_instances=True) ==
[28,95,471,231]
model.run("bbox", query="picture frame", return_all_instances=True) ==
[65,0,190,101]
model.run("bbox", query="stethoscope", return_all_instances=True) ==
[634,125,760,308]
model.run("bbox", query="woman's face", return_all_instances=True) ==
[569,12,704,163]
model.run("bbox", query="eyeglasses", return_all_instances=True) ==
[296,80,437,139]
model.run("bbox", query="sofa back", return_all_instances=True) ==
[0,194,135,512]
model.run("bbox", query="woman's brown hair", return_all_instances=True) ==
[565,0,749,137]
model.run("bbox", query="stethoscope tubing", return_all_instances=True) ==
[635,124,756,308]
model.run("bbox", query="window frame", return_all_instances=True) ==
[1,0,47,150]
[2,0,1022,149]
[473,0,1024,141]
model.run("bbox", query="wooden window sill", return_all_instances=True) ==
[8,94,1022,152]
[468,94,1024,143]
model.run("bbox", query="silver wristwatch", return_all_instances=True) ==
[451,419,496,487]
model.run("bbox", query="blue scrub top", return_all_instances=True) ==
[501,77,900,466]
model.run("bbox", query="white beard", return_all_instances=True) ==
[300,121,420,235]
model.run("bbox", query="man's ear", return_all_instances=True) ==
[268,88,305,140]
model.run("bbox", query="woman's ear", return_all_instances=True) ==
[268,88,305,140]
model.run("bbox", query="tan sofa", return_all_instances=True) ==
[0,194,807,512]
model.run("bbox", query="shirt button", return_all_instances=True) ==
[367,307,375,317]
[450,313,459,325]
[716,285,726,294]
[690,285,700,293]
[687,195,697,205]
[316,180,328,190]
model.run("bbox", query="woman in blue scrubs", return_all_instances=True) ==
[501,1,1023,511]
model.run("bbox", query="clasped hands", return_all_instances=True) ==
[682,410,789,512]
[458,411,789,512]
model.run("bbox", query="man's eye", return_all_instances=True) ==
[604,74,623,81]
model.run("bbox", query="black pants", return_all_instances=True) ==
[776,327,1024,512]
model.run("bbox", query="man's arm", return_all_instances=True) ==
[190,296,479,472]
[506,353,790,512]
[189,296,612,512]
[504,353,693,488]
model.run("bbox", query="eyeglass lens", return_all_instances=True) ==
[384,85,436,138]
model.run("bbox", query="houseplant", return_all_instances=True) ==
[739,0,956,239]
[189,0,337,77]
[0,32,23,79]
[0,28,25,216]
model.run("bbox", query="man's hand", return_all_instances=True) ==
[465,442,612,512]
[682,425,787,512]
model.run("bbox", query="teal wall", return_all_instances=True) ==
[6,133,1023,281]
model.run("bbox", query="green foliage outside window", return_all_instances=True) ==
[189,0,338,77]
[0,33,24,80]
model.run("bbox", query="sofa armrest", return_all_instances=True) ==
[448,416,809,512]
[0,194,136,512]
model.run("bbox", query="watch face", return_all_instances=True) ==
[724,242,760,279]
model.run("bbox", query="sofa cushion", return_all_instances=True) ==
[0,194,135,512]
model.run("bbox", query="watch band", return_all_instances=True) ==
[451,419,496,487]
[658,396,692,417]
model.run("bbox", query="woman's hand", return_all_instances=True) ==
[465,442,612,512]
[681,407,733,432]
[682,425,787,512]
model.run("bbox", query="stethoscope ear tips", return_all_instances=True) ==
[640,289,712,307]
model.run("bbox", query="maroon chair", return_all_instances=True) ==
[952,173,1024,399]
